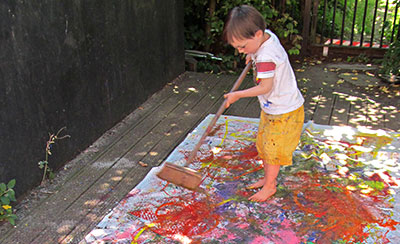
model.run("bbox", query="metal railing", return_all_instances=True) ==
[305,0,400,49]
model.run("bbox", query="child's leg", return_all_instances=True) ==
[247,159,277,189]
[248,162,280,202]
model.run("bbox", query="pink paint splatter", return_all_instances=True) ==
[274,230,301,244]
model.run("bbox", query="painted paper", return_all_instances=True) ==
[83,115,400,244]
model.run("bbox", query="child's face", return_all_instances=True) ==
[230,30,264,55]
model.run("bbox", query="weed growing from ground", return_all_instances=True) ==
[38,127,70,185]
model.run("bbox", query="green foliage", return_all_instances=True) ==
[379,39,400,82]
[0,179,17,225]
[184,0,302,71]
[346,53,370,63]
[38,127,70,185]
[318,0,399,43]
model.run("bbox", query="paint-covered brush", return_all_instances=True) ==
[157,62,252,191]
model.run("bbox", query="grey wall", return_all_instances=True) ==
[0,0,184,197]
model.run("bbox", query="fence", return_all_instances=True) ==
[302,0,400,56]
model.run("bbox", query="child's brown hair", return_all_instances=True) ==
[223,5,266,44]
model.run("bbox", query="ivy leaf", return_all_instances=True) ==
[8,215,16,226]
[7,179,16,189]
[0,183,6,192]
[1,196,10,205]
[8,189,16,202]
[48,171,55,180]
[38,161,47,169]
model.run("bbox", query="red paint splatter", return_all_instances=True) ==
[130,196,219,238]
[286,172,399,242]
[199,145,262,182]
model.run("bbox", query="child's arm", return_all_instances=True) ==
[224,77,273,108]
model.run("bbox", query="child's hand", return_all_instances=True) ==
[224,91,241,108]
[245,54,252,64]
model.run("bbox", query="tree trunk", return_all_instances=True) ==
[302,0,312,55]
[205,0,216,51]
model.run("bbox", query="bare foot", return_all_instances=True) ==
[247,179,277,189]
[247,178,266,189]
[248,186,276,202]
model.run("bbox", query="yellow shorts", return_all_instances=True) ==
[256,105,304,165]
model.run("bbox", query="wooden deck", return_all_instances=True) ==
[1,61,399,244]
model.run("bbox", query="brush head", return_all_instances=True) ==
[157,162,203,190]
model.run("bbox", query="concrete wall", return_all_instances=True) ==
[0,0,184,197]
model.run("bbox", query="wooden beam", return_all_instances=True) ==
[301,0,312,54]
[310,0,320,45]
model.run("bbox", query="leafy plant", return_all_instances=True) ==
[0,179,17,225]
[379,39,400,83]
[38,127,70,185]
[318,0,398,42]
[346,53,370,63]
[183,0,302,72]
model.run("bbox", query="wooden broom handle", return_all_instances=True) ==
[184,62,252,167]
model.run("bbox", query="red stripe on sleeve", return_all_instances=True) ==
[256,62,276,72]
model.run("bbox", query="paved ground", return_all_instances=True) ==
[0,58,399,243]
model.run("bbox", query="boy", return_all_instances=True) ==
[223,5,304,202]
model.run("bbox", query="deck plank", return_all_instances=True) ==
[312,89,335,125]
[303,87,322,122]
[348,96,367,128]
[365,98,385,129]
[225,76,260,118]
[225,77,255,116]
[330,92,350,126]
[242,98,261,118]
[385,108,400,131]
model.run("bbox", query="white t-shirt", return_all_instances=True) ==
[250,30,304,115]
